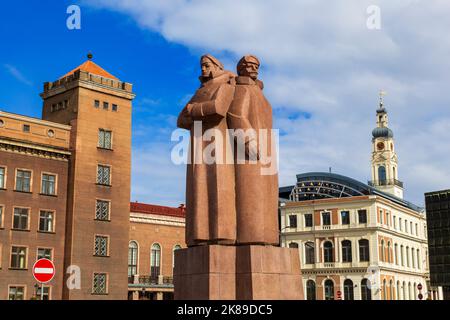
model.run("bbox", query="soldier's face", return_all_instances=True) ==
[240,61,259,80]
[201,59,218,78]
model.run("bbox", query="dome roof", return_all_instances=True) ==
[372,127,393,138]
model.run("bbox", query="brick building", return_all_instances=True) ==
[128,202,186,300]
[0,56,135,299]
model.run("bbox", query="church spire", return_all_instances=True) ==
[370,91,404,199]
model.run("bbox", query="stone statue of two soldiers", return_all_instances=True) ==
[177,54,278,247]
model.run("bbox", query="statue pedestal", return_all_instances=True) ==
[174,245,304,300]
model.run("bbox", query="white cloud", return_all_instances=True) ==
[4,64,33,86]
[86,0,450,206]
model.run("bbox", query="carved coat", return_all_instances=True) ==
[227,76,279,245]
[177,71,237,246]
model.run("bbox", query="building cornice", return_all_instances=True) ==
[130,212,185,227]
[0,138,70,161]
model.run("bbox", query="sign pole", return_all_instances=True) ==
[41,282,44,301]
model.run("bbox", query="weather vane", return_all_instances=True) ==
[379,90,387,108]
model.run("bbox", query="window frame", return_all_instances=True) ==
[357,209,367,224]
[40,172,57,196]
[92,273,109,295]
[288,215,297,228]
[38,209,55,233]
[96,164,112,186]
[10,245,28,270]
[95,199,111,221]
[14,168,32,193]
[36,247,53,261]
[12,206,30,231]
[0,166,6,189]
[94,234,110,257]
[8,285,26,300]
[340,211,350,225]
[98,129,113,150]
[304,213,313,227]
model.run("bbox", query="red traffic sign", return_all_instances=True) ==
[32,259,55,283]
[418,293,423,300]
[336,290,342,299]
[417,283,423,291]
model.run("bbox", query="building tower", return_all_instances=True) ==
[369,92,404,199]
[40,54,135,299]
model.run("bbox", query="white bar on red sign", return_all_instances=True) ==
[34,268,54,274]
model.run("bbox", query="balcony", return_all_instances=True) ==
[368,179,403,188]
[128,275,174,287]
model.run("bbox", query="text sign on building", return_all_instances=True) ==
[32,259,55,283]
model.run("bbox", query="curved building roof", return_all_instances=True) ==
[279,172,422,212]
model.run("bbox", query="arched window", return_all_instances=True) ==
[324,280,334,300]
[387,242,391,263]
[289,242,299,248]
[394,243,398,265]
[378,166,386,182]
[408,282,412,300]
[382,279,387,300]
[411,248,415,268]
[150,243,161,281]
[361,279,371,300]
[390,280,394,300]
[323,241,333,263]
[359,239,370,262]
[380,240,385,262]
[342,240,352,263]
[344,279,354,300]
[305,242,315,264]
[400,245,404,266]
[413,282,417,300]
[403,281,407,300]
[406,246,410,267]
[173,244,182,269]
[128,241,138,277]
[417,249,421,269]
[306,280,316,300]
[397,281,401,300]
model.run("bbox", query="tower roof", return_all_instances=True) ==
[60,60,118,80]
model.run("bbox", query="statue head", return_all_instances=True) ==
[237,55,260,80]
[200,54,224,81]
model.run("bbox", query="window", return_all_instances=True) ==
[150,244,161,281]
[378,165,386,182]
[379,210,383,224]
[173,245,182,269]
[406,246,410,267]
[322,212,331,226]
[288,215,297,228]
[8,286,25,300]
[304,214,313,227]
[344,279,354,300]
[305,242,315,264]
[94,100,100,108]
[94,236,109,256]
[41,174,56,195]
[411,248,415,268]
[95,200,110,221]
[361,279,371,300]
[399,218,402,231]
[128,241,138,276]
[112,104,118,112]
[380,240,385,261]
[387,241,391,263]
[405,220,408,233]
[324,280,334,300]
[393,216,397,229]
[397,281,401,300]
[92,273,107,294]
[386,212,390,226]
[288,242,299,248]
[341,211,350,225]
[98,129,112,149]
[358,210,367,224]
[0,205,3,228]
[39,211,54,232]
[410,222,413,234]
[342,240,352,262]
[0,167,5,188]
[394,243,398,265]
[13,207,29,230]
[23,124,30,132]
[15,169,31,192]
[359,239,370,262]
[96,165,111,185]
[36,286,50,300]
[10,246,27,269]
[415,223,418,236]
[417,249,420,269]
[306,280,316,300]
[382,279,387,300]
[37,248,52,260]
[103,102,109,110]
[323,241,333,263]
[400,245,404,266]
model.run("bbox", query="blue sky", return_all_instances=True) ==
[2,1,450,207]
